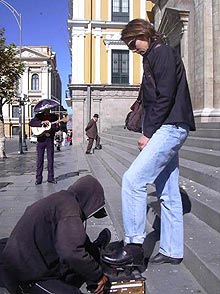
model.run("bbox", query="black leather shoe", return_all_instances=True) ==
[85,151,92,154]
[149,253,183,265]
[35,181,42,185]
[101,244,144,266]
[47,179,57,184]
[93,228,111,249]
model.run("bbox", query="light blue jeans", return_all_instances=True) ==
[122,124,189,258]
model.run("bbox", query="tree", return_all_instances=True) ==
[0,28,24,158]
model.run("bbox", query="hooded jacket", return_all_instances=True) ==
[142,40,196,138]
[2,175,105,293]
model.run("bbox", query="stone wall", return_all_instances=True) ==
[153,0,220,122]
[69,85,139,144]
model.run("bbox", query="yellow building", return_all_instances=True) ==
[3,46,61,140]
[66,0,154,144]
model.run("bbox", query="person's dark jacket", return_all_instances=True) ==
[29,112,59,142]
[142,40,196,138]
[85,119,98,139]
[2,175,105,294]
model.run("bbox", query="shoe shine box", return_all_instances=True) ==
[109,279,145,294]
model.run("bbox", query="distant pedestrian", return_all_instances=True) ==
[85,114,102,154]
[67,131,72,146]
[29,109,59,185]
[60,114,68,147]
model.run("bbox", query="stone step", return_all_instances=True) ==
[102,130,220,152]
[101,143,220,233]
[82,144,124,240]
[84,146,208,294]
[196,122,220,129]
[91,146,220,294]
[179,158,220,193]
[110,122,220,130]
[101,136,220,193]
[180,146,220,167]
[184,136,220,151]
[189,128,220,139]
[102,132,220,168]
[179,176,220,234]
[149,191,220,294]
[104,124,220,140]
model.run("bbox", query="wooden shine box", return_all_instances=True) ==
[109,279,145,294]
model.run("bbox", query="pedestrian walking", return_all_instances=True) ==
[85,114,102,154]
[102,18,195,267]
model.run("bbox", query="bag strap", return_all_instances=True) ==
[143,43,162,88]
[137,44,161,103]
[143,58,156,88]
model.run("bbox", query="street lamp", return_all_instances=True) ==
[0,0,23,154]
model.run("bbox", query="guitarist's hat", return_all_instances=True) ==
[34,99,60,113]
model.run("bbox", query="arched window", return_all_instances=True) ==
[31,74,39,90]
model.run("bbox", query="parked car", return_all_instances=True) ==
[30,135,37,143]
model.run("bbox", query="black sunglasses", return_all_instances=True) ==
[127,38,137,50]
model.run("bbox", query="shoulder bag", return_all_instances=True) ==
[124,57,157,133]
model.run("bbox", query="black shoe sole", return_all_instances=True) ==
[97,228,111,249]
[149,257,183,265]
[101,255,144,267]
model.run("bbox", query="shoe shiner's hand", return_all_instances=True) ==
[95,275,110,294]
[87,275,109,294]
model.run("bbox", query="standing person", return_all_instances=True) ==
[85,114,101,154]
[60,114,68,147]
[102,19,195,266]
[29,108,59,185]
[2,175,111,294]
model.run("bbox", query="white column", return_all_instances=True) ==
[95,0,101,20]
[129,51,133,85]
[72,0,84,19]
[41,65,49,99]
[94,29,102,84]
[72,32,85,84]
[140,0,146,19]
[108,0,111,21]
[22,64,29,96]
[48,66,52,99]
[130,0,134,20]
[213,0,220,110]
[180,17,189,78]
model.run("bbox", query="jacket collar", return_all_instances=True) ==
[143,39,164,57]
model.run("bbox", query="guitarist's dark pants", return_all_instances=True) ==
[36,137,54,183]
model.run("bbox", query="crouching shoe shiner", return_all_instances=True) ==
[1,175,111,294]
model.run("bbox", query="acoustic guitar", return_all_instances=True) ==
[31,117,69,137]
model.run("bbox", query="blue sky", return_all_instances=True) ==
[0,0,71,113]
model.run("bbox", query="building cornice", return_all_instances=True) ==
[68,20,126,29]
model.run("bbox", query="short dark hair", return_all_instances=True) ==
[121,18,162,43]
[93,114,99,118]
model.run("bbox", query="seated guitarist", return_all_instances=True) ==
[29,109,60,185]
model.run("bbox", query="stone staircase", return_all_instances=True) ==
[83,122,220,294]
